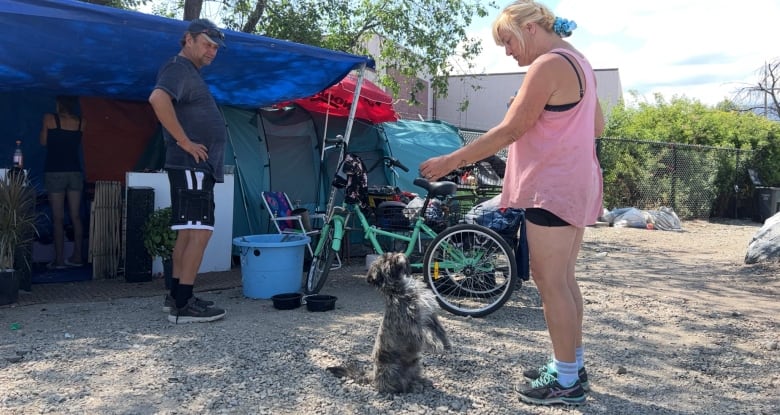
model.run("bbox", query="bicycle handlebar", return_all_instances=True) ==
[324,135,345,145]
[386,156,409,172]
[326,134,409,173]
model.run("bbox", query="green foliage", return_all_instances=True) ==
[142,207,177,260]
[82,0,150,9]
[0,171,38,270]
[598,138,750,218]
[603,94,780,188]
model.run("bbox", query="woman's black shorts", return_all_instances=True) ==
[524,208,570,227]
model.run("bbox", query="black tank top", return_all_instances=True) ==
[44,114,83,173]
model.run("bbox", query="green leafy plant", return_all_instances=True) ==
[0,170,38,270]
[142,207,176,260]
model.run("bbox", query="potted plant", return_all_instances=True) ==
[0,169,38,305]
[142,207,177,288]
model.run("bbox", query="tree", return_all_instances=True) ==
[604,93,779,150]
[603,93,780,191]
[124,0,496,106]
[81,0,149,8]
[733,58,780,120]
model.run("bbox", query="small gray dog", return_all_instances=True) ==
[327,252,451,393]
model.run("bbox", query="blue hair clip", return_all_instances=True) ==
[553,17,577,38]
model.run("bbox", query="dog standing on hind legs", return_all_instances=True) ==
[327,252,451,393]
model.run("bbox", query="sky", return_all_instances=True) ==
[462,0,780,106]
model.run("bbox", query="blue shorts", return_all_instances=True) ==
[167,169,215,230]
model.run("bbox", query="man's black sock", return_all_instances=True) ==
[169,277,179,299]
[175,284,194,309]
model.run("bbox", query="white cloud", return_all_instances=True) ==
[463,0,780,105]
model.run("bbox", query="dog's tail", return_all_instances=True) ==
[326,361,369,384]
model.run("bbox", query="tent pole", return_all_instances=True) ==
[316,63,366,210]
[225,108,253,235]
[320,95,332,163]
[315,92,334,210]
[341,63,366,151]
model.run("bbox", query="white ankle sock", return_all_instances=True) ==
[575,346,584,369]
[553,358,578,387]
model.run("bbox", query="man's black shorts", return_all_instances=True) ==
[167,169,216,230]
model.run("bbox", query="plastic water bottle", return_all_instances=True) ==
[13,140,23,168]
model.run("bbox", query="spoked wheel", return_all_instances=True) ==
[423,224,518,317]
[305,226,336,294]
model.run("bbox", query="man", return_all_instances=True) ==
[149,19,227,324]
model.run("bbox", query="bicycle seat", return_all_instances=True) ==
[413,178,458,198]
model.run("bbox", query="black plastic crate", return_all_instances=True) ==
[375,201,412,230]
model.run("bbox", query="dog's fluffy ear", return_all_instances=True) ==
[387,252,410,277]
[366,252,410,288]
[366,254,387,287]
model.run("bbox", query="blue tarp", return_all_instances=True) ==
[0,0,373,108]
[379,120,464,193]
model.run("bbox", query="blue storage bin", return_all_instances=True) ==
[233,234,310,299]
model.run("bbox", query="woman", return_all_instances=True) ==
[39,96,86,269]
[419,0,604,406]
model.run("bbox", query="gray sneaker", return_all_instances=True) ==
[162,294,215,313]
[516,372,586,406]
[522,361,589,392]
[168,297,226,324]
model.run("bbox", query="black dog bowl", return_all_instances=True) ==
[305,294,337,312]
[271,292,303,310]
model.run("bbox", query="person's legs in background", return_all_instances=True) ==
[65,188,83,265]
[47,191,67,268]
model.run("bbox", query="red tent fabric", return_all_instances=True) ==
[290,74,398,123]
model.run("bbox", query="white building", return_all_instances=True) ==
[430,69,623,132]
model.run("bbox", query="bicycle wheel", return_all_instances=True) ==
[423,223,518,317]
[305,226,337,294]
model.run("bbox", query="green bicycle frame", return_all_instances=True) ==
[314,201,491,275]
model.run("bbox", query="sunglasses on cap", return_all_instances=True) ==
[197,28,225,41]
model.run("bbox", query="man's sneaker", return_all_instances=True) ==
[516,372,586,406]
[523,361,589,392]
[168,297,226,324]
[162,295,215,313]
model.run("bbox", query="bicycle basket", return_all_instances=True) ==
[376,201,412,230]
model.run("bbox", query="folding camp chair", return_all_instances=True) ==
[260,191,340,268]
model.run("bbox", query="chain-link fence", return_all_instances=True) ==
[598,138,754,219]
[458,130,756,219]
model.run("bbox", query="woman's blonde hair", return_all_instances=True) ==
[491,0,556,48]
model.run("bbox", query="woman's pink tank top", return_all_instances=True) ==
[499,48,603,228]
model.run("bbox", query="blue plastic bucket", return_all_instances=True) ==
[233,234,310,299]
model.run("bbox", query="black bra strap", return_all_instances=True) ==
[552,51,584,98]
[54,113,61,129]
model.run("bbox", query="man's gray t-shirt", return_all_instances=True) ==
[154,55,227,182]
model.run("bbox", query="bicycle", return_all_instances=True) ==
[305,136,520,317]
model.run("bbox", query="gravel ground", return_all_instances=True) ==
[1,219,779,415]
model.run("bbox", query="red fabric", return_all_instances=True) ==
[287,74,398,123]
[80,98,158,184]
